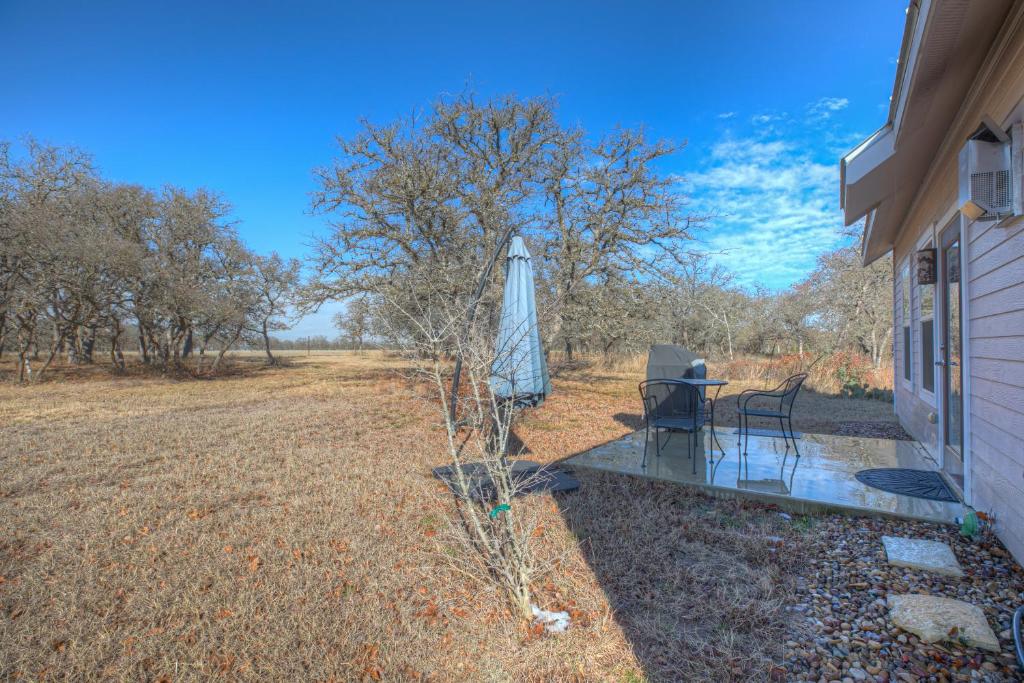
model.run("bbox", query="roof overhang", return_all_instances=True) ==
[840,0,1015,264]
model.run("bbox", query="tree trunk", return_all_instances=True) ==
[212,326,242,372]
[81,326,96,364]
[17,332,33,382]
[262,320,275,365]
[36,340,62,381]
[182,327,193,358]
[110,327,126,371]
[18,350,30,382]
[138,326,149,364]
[722,312,734,361]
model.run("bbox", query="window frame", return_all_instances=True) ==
[915,233,937,406]
[897,258,913,389]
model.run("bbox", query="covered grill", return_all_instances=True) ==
[645,345,707,424]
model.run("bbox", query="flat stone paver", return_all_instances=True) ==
[887,594,999,651]
[882,535,963,577]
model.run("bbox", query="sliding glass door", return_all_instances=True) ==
[939,219,963,488]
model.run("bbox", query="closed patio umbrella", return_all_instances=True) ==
[433,234,576,499]
[490,235,551,406]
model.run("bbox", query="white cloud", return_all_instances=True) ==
[717,111,736,119]
[808,96,850,120]
[686,135,849,290]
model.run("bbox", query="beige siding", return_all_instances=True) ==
[967,218,1024,561]
[890,8,1024,562]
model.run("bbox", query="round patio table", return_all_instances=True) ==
[678,377,729,464]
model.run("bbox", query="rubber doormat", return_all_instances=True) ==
[854,468,959,502]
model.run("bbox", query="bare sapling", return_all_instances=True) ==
[380,280,542,622]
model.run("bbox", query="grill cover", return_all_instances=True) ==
[646,345,707,424]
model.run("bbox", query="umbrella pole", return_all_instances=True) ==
[448,225,518,424]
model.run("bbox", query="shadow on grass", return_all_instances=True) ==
[613,412,644,430]
[508,427,533,456]
[0,354,306,385]
[546,457,794,681]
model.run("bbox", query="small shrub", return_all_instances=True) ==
[836,356,892,401]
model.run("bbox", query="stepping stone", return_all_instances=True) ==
[887,594,1000,651]
[882,535,963,577]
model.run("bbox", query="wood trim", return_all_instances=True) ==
[959,213,974,504]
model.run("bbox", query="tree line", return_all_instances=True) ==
[318,93,892,367]
[0,139,299,381]
[2,93,892,382]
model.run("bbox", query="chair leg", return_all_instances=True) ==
[655,428,662,459]
[643,423,650,468]
[778,416,789,450]
[743,414,750,456]
[788,417,800,458]
[691,431,697,475]
[736,412,742,454]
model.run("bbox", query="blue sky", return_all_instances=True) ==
[1,1,905,337]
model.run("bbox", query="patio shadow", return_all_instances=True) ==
[548,463,794,681]
[612,412,643,430]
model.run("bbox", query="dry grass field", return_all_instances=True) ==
[0,351,907,681]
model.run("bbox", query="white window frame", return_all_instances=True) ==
[915,230,937,407]
[897,258,913,391]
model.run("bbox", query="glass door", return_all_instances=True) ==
[939,220,963,488]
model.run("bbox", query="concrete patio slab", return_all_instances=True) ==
[887,594,999,651]
[882,535,963,577]
[562,428,961,524]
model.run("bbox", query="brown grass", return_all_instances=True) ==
[556,350,894,396]
[0,351,900,681]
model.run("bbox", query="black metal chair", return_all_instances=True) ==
[736,373,807,457]
[639,379,709,473]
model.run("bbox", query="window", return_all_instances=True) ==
[900,262,911,383]
[918,243,935,394]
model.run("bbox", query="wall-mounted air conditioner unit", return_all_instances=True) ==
[958,138,1012,221]
[958,117,1024,225]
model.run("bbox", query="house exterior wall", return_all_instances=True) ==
[890,6,1024,562]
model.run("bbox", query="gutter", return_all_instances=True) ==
[888,0,922,128]
[841,1,920,214]
[845,0,922,261]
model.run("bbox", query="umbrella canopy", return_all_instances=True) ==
[490,235,551,407]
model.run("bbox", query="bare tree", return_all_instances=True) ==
[0,138,298,381]
[805,246,893,366]
[376,263,544,621]
[333,295,372,350]
[246,253,300,364]
[306,93,705,360]
[543,129,705,358]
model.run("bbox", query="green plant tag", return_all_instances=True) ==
[959,510,978,538]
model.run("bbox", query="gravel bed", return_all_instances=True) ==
[781,515,1023,682]
[834,421,915,441]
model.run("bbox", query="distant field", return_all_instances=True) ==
[0,351,902,680]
